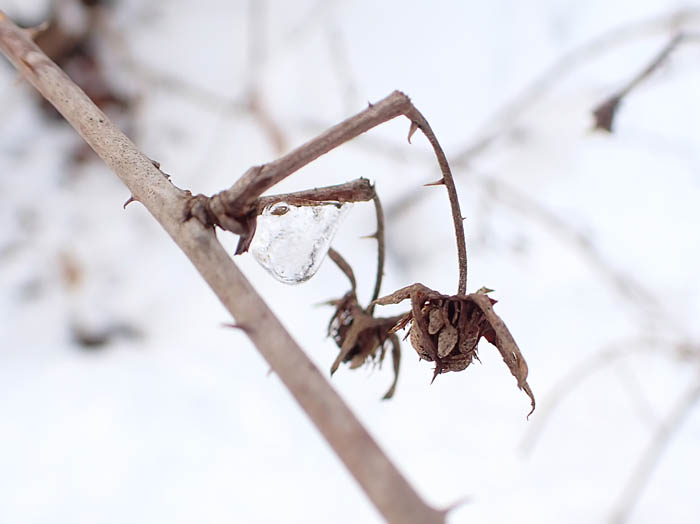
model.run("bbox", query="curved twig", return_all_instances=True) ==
[404,108,468,294]
[368,187,385,312]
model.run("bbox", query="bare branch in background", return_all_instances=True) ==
[520,336,666,455]
[593,32,700,131]
[451,8,700,166]
[0,13,446,523]
[609,375,700,524]
[385,7,700,221]
[480,177,663,316]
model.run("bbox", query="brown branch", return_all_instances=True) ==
[255,177,375,214]
[197,90,467,295]
[0,12,445,524]
[593,32,700,132]
[404,108,468,294]
[368,188,385,312]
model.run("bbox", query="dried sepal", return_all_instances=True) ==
[373,283,535,416]
[326,290,404,399]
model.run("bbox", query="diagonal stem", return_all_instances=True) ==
[0,12,445,524]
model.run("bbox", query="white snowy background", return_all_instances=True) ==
[2,1,700,523]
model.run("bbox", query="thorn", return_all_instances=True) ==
[222,322,251,334]
[359,232,378,240]
[430,361,443,383]
[441,495,473,516]
[461,216,467,222]
[367,101,374,108]
[123,196,138,209]
[24,21,49,40]
[424,178,445,187]
[150,158,161,169]
[407,121,419,144]
[313,298,339,308]
[330,363,339,377]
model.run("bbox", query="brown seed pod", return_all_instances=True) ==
[326,291,403,399]
[374,283,535,416]
[324,247,404,399]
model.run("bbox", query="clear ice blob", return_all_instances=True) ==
[250,201,352,284]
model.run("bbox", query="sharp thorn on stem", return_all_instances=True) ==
[123,196,138,209]
[430,365,441,384]
[407,121,419,144]
[424,178,446,187]
[222,322,252,334]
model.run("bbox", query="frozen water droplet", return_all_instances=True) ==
[250,201,352,284]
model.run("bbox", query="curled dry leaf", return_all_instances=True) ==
[373,283,535,417]
[325,248,403,399]
[326,291,403,399]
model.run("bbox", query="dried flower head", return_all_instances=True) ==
[374,283,535,416]
[327,291,402,399]
[325,249,402,399]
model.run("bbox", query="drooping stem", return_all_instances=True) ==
[197,92,468,297]
[368,188,385,313]
[405,108,468,295]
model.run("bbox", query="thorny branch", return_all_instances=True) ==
[0,12,446,524]
[186,90,468,294]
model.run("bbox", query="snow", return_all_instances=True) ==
[1,1,699,523]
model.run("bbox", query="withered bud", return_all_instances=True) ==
[326,291,403,399]
[374,283,535,417]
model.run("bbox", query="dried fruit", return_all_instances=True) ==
[374,283,535,416]
[325,249,403,399]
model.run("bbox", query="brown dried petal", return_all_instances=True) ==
[428,307,443,334]
[437,322,458,358]
[470,293,536,417]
